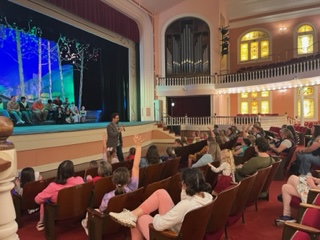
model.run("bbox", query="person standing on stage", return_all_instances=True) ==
[107,113,125,161]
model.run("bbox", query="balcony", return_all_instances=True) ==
[156,55,320,96]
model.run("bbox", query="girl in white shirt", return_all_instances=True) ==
[207,149,236,194]
[109,168,213,240]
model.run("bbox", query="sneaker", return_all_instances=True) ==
[277,194,283,202]
[275,215,296,226]
[28,208,39,214]
[19,120,25,124]
[109,209,137,228]
[36,222,45,231]
[81,219,88,236]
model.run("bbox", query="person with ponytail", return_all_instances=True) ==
[109,168,212,240]
[81,135,143,235]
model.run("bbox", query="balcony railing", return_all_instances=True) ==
[156,57,320,87]
[163,115,290,131]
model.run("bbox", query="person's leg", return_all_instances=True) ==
[33,110,41,121]
[299,154,319,175]
[21,111,30,122]
[0,110,10,118]
[282,175,300,217]
[117,145,124,161]
[109,189,174,230]
[9,111,20,121]
[42,110,48,121]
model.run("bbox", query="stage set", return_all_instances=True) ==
[8,121,175,173]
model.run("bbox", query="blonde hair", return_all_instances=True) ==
[207,137,221,162]
[220,149,235,173]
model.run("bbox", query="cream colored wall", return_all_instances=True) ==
[8,123,175,172]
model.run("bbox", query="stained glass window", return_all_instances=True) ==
[297,24,314,55]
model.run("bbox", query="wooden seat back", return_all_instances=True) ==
[91,176,115,208]
[84,167,98,179]
[205,161,220,188]
[206,183,240,239]
[168,173,182,205]
[174,140,208,167]
[88,187,144,239]
[261,159,282,199]
[227,172,257,226]
[149,198,216,240]
[143,177,171,201]
[234,146,256,165]
[44,181,93,240]
[74,169,85,178]
[112,160,134,173]
[246,165,272,209]
[161,157,180,179]
[140,162,165,187]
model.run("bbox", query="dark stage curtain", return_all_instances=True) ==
[45,0,140,43]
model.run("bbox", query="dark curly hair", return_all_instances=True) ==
[255,137,270,152]
[181,168,211,196]
[146,145,160,164]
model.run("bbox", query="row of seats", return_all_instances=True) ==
[12,158,181,229]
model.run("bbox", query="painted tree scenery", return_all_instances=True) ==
[58,36,99,109]
[0,18,75,103]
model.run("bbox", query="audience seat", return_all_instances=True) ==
[87,187,144,240]
[12,177,54,227]
[143,177,171,201]
[205,183,240,240]
[168,173,182,205]
[274,146,297,181]
[234,146,255,166]
[91,176,115,208]
[260,159,282,201]
[44,181,93,240]
[139,162,165,188]
[161,158,180,180]
[149,198,216,240]
[111,160,133,173]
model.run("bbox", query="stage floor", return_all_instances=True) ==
[12,121,155,135]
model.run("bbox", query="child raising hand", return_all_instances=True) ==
[207,149,236,194]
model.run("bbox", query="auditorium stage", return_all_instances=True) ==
[12,121,154,135]
[8,121,175,171]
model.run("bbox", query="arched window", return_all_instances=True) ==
[296,24,314,55]
[239,30,270,62]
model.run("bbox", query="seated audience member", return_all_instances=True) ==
[233,138,252,157]
[235,137,274,182]
[161,147,177,161]
[88,160,98,169]
[269,128,295,157]
[286,125,299,144]
[44,99,55,120]
[70,103,80,123]
[125,147,136,161]
[297,135,320,175]
[181,136,189,146]
[63,97,70,110]
[7,96,25,124]
[105,147,119,164]
[213,124,219,135]
[32,99,48,122]
[191,130,201,143]
[189,136,221,168]
[53,96,62,108]
[139,144,161,168]
[80,106,87,123]
[55,107,64,124]
[109,168,212,239]
[173,138,184,147]
[14,167,42,196]
[81,135,143,235]
[64,108,74,124]
[219,129,229,143]
[275,174,320,224]
[226,127,238,141]
[0,97,10,118]
[86,161,112,184]
[19,96,33,124]
[35,160,84,231]
[208,149,236,193]
[243,123,265,139]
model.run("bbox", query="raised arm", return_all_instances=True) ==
[102,132,107,161]
[131,135,144,179]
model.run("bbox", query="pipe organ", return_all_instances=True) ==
[166,18,210,76]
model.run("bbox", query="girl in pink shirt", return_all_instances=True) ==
[35,160,83,231]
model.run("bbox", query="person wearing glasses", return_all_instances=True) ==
[107,112,125,161]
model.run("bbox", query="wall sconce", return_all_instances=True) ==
[279,27,287,33]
